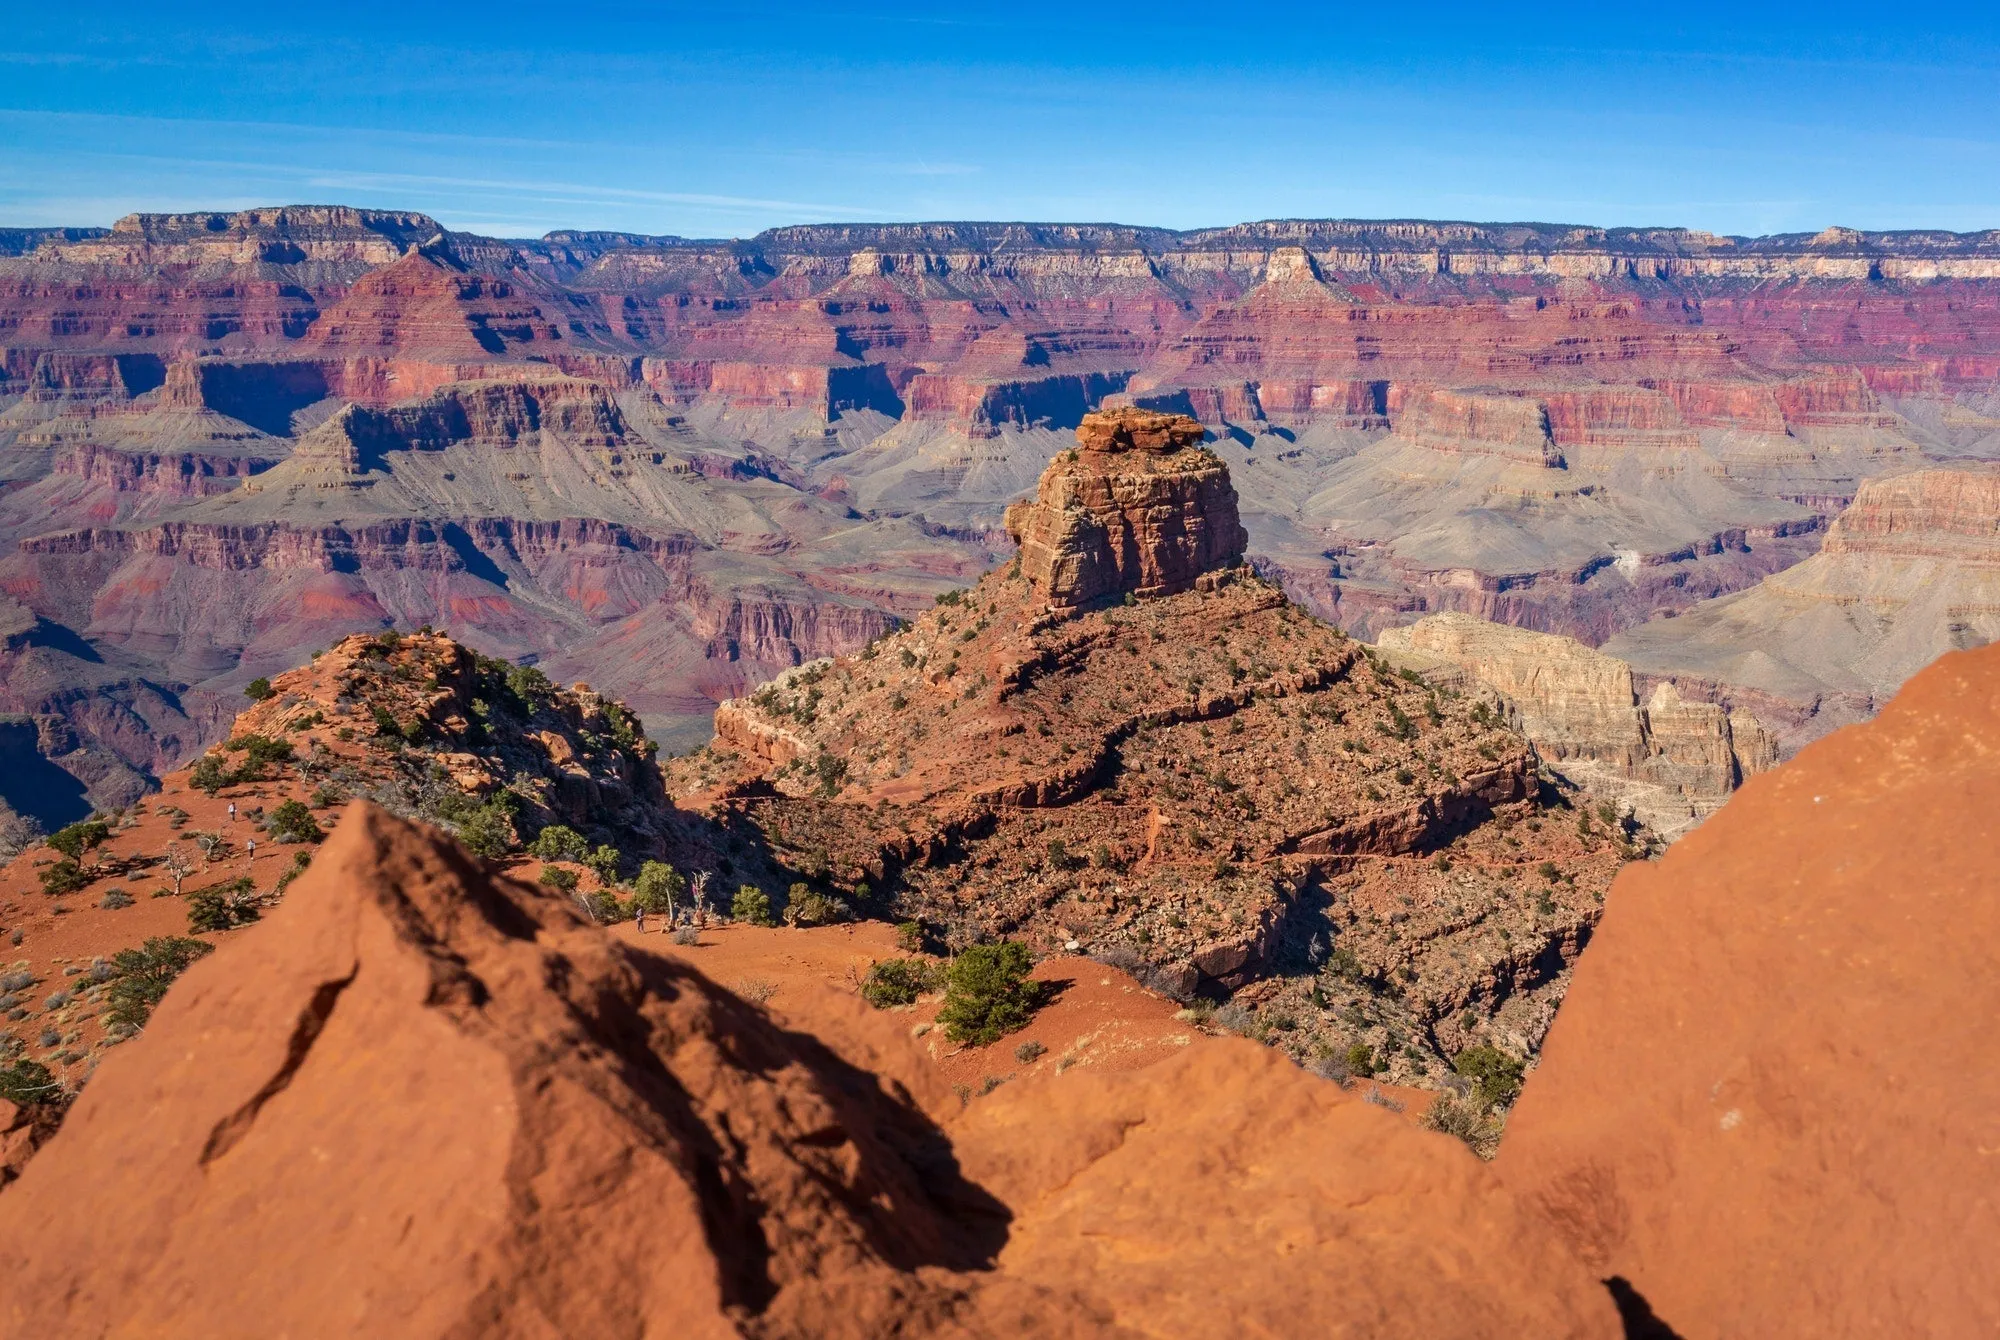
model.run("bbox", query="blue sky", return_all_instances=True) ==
[4,2,1998,239]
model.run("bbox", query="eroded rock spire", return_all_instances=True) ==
[1003,407,1248,614]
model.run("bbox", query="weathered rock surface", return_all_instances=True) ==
[693,424,1626,1085]
[1379,611,1775,836]
[0,1100,58,1190]
[0,801,1620,1338]
[1500,640,2000,1337]
[1003,408,1245,611]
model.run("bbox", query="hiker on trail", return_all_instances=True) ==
[634,906,647,934]
[245,838,256,862]
[227,802,236,824]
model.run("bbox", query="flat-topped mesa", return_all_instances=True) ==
[1004,407,1248,614]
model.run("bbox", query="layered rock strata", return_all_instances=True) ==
[1501,640,2000,1337]
[10,203,2000,805]
[1603,466,2000,750]
[1003,408,1246,611]
[1378,612,1775,837]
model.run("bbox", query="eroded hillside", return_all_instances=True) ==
[683,410,1632,1085]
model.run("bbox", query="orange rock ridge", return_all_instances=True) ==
[0,802,1621,1338]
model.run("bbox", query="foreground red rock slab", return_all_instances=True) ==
[0,803,1617,1337]
[1501,641,2000,1337]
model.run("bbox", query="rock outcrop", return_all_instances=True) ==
[1003,407,1246,613]
[221,630,676,855]
[1379,611,1775,837]
[1500,640,2000,1337]
[0,802,1622,1337]
[699,424,1627,1086]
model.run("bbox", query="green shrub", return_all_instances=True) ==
[451,800,517,858]
[784,883,849,927]
[267,800,322,844]
[1014,1038,1047,1063]
[46,819,110,861]
[527,825,590,864]
[1344,1042,1380,1077]
[861,958,941,1008]
[631,862,685,916]
[0,1059,60,1107]
[894,920,925,954]
[38,859,88,897]
[99,889,135,910]
[505,664,553,713]
[576,887,624,922]
[234,734,294,768]
[102,936,215,1033]
[813,753,848,797]
[190,754,228,795]
[1452,1044,1525,1110]
[585,845,621,883]
[372,705,401,737]
[604,704,642,750]
[731,885,775,927]
[187,877,258,933]
[244,676,274,701]
[937,941,1042,1046]
[537,865,579,893]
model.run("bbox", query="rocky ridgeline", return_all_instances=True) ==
[217,630,675,857]
[700,410,1627,1084]
[10,201,2000,820]
[1379,612,1776,838]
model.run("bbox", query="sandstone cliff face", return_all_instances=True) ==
[1603,465,2000,747]
[0,803,1621,1337]
[1500,641,2000,1338]
[28,206,435,270]
[1003,408,1246,612]
[1378,612,1775,837]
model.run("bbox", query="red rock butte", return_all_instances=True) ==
[1004,407,1248,613]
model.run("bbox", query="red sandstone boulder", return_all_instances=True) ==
[1500,641,2000,1337]
[0,1100,57,1191]
[0,803,1060,1337]
[961,1043,1618,1338]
